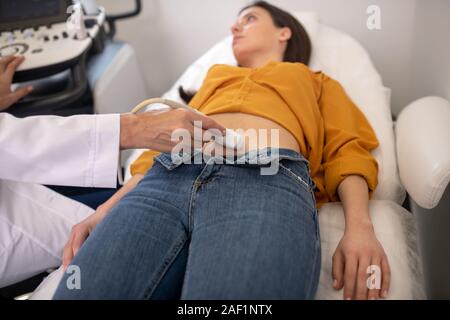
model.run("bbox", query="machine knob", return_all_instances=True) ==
[23,28,34,39]
[5,32,16,43]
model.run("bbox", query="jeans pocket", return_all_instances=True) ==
[278,161,313,193]
[154,153,186,171]
[154,149,206,171]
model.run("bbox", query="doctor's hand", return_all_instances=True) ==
[0,56,33,111]
[119,108,226,152]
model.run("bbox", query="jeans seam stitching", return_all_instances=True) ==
[142,235,188,299]
[188,183,197,234]
[155,153,179,170]
[306,235,321,299]
[278,163,312,192]
[309,189,320,239]
[188,163,216,229]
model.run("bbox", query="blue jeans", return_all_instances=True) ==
[53,148,321,299]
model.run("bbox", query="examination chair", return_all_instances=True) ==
[31,11,450,300]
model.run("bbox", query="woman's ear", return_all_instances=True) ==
[279,27,292,42]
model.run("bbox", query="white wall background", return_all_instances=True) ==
[97,0,449,116]
[410,0,450,104]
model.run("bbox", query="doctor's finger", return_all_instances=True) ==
[170,123,198,144]
[0,87,32,111]
[8,86,33,102]
[172,122,214,143]
[188,111,226,133]
[4,56,25,81]
[0,56,16,72]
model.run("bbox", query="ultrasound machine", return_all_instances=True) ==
[0,0,147,299]
[0,0,147,118]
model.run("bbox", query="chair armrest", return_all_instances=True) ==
[395,96,450,209]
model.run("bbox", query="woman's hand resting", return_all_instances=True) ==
[61,173,144,270]
[332,223,391,300]
[62,205,109,270]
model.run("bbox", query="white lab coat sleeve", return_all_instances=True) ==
[0,113,120,188]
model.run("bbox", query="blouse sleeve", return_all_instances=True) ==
[317,73,380,201]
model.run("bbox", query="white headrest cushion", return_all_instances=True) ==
[291,11,320,40]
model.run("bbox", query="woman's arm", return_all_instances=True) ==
[62,174,144,269]
[332,174,391,300]
[96,173,144,216]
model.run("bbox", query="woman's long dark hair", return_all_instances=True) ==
[241,1,312,65]
[179,1,312,104]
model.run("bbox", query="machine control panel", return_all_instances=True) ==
[0,0,105,72]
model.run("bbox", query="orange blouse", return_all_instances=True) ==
[131,60,379,209]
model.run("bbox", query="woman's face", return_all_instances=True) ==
[231,6,291,67]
